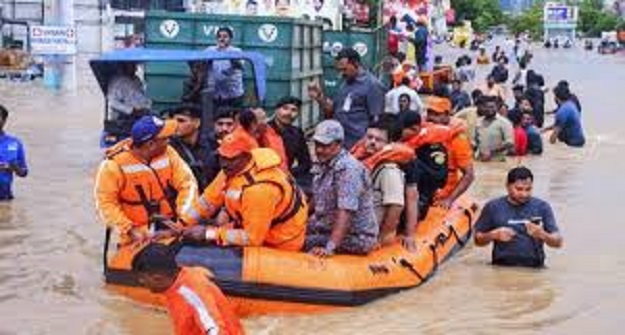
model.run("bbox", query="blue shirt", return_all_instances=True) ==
[475,196,559,267]
[333,69,386,149]
[555,100,585,147]
[0,133,28,200]
[525,125,543,155]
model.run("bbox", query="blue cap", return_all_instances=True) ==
[131,116,177,145]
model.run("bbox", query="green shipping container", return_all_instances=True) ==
[144,11,323,130]
[321,28,385,98]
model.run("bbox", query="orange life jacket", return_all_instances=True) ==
[401,123,451,150]
[164,267,244,335]
[350,140,415,171]
[220,148,307,251]
[105,140,179,228]
[436,118,473,200]
[257,127,289,172]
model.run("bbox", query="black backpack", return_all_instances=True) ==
[414,143,449,190]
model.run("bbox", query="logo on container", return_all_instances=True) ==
[330,42,343,57]
[160,20,180,39]
[353,42,368,56]
[258,24,278,43]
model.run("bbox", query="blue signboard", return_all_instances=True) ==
[547,7,569,21]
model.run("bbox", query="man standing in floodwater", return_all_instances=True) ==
[544,84,585,147]
[474,167,563,268]
[0,105,28,200]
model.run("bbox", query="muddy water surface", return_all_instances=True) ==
[1,44,624,334]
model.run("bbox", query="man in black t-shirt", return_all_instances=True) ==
[268,96,313,193]
[474,167,563,268]
[168,106,235,190]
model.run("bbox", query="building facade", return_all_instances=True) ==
[1,0,105,53]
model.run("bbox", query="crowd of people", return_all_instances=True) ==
[87,27,582,334]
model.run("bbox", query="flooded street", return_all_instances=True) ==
[1,44,625,334]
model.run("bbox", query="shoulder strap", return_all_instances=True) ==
[239,171,304,227]
[370,164,392,189]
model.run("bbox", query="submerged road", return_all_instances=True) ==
[0,43,624,334]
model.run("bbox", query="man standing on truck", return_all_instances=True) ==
[207,27,245,108]
[308,48,386,149]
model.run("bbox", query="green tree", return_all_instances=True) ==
[450,0,504,32]
[507,1,545,40]
[578,0,622,36]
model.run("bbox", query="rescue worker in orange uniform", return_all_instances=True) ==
[94,116,197,246]
[425,96,475,209]
[350,120,416,250]
[181,127,308,251]
[133,243,244,335]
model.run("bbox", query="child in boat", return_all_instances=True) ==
[133,244,244,335]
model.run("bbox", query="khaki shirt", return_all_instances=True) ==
[371,163,405,224]
[474,115,514,161]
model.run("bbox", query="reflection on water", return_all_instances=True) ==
[1,46,625,334]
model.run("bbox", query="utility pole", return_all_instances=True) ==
[60,0,76,91]
[43,0,76,91]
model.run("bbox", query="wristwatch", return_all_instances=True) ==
[325,241,337,255]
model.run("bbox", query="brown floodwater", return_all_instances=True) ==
[1,43,625,334]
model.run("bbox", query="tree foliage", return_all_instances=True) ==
[578,0,624,36]
[450,0,504,32]
[507,2,545,40]
[505,0,625,39]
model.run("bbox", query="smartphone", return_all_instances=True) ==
[529,216,543,226]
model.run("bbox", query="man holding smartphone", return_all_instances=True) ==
[0,105,28,200]
[474,166,563,268]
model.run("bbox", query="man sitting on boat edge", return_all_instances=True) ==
[94,115,197,246]
[350,119,417,251]
[305,120,379,257]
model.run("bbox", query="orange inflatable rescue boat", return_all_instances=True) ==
[103,197,478,317]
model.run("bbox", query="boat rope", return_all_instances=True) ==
[430,206,475,274]
[448,224,470,247]
[398,258,426,282]
[429,243,439,274]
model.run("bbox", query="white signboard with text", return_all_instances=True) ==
[30,25,77,55]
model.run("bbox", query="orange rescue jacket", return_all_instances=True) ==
[401,123,451,150]
[186,148,307,251]
[164,267,244,335]
[350,140,415,171]
[257,126,289,171]
[94,139,197,244]
[436,119,473,199]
